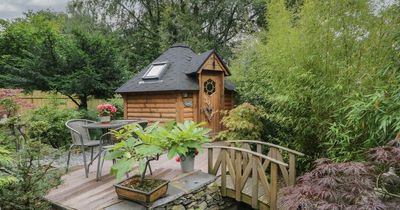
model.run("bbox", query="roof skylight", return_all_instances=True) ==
[143,62,168,79]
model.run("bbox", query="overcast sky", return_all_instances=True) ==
[0,0,69,20]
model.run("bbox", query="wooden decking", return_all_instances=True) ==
[45,146,221,210]
[46,141,303,210]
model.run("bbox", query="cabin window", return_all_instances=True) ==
[204,79,216,95]
[143,62,168,79]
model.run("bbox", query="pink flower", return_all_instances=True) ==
[175,156,181,163]
[97,103,117,116]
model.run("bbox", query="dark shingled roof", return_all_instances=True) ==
[116,44,234,93]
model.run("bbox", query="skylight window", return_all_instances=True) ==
[143,62,168,79]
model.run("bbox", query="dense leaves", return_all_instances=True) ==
[27,104,81,148]
[279,159,386,210]
[0,146,16,188]
[107,123,163,181]
[0,12,125,109]
[231,0,400,163]
[158,121,211,159]
[0,141,62,210]
[216,103,266,141]
[279,139,400,209]
[69,0,267,71]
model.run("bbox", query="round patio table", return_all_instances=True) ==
[82,119,148,129]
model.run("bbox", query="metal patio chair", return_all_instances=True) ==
[65,119,100,178]
[96,120,156,181]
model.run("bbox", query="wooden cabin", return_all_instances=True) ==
[116,43,235,134]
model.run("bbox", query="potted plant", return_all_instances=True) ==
[96,103,117,123]
[159,121,211,172]
[105,123,168,204]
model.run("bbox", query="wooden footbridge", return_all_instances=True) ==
[205,140,304,210]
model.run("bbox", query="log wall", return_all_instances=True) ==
[124,91,198,123]
[224,91,234,110]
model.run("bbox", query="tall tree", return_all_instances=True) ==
[0,11,125,109]
[68,0,267,72]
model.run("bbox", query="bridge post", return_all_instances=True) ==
[289,153,296,186]
[256,144,262,153]
[251,155,259,209]
[235,150,242,201]
[221,148,227,197]
[208,148,213,174]
[270,148,278,210]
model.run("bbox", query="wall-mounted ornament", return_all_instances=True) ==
[202,95,217,122]
[183,100,192,107]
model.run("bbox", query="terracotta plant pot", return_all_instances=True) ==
[99,116,111,124]
[114,176,169,204]
[180,155,195,173]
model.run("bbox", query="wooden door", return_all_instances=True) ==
[199,71,224,134]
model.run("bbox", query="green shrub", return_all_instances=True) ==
[0,146,16,188]
[216,103,266,141]
[0,141,62,210]
[27,105,80,148]
[79,108,99,121]
[231,0,400,164]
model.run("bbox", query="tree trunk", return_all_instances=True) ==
[78,96,88,110]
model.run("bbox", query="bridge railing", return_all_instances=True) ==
[226,140,304,187]
[204,145,289,210]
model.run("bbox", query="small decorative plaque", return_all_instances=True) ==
[183,100,193,107]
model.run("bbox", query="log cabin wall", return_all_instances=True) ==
[224,91,234,110]
[123,91,198,124]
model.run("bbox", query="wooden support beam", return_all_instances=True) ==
[251,156,259,209]
[289,153,296,186]
[235,151,242,201]
[208,148,213,174]
[221,149,227,196]
[270,148,278,210]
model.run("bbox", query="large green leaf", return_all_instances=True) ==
[135,144,162,156]
[167,146,178,159]
[111,158,135,181]
[105,150,125,160]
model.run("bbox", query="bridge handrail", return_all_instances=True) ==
[203,144,288,167]
[226,140,304,156]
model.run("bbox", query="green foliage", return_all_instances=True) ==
[0,146,17,188]
[0,115,28,151]
[0,98,18,117]
[107,121,210,180]
[159,121,211,159]
[231,0,400,163]
[69,0,267,71]
[106,123,163,181]
[27,105,81,148]
[0,141,62,210]
[78,108,99,121]
[216,103,266,141]
[0,12,125,109]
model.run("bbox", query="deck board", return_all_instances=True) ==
[45,145,222,210]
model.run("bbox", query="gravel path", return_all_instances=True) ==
[42,147,102,169]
